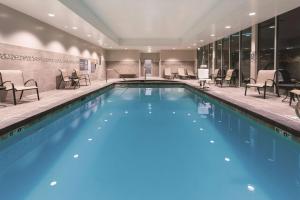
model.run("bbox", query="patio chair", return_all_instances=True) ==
[164,68,172,79]
[178,68,188,79]
[73,69,91,86]
[244,70,280,99]
[216,69,238,87]
[0,70,40,105]
[214,68,226,85]
[187,69,197,79]
[58,68,80,89]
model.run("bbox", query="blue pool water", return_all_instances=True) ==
[0,85,300,200]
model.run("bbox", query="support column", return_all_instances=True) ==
[250,24,258,80]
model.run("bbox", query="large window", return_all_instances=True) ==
[203,45,209,66]
[216,40,222,69]
[258,18,275,70]
[278,7,300,81]
[222,37,229,71]
[230,32,240,69]
[240,28,251,85]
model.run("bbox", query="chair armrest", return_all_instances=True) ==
[249,78,256,83]
[25,79,38,87]
[265,79,275,86]
[1,81,14,90]
[1,81,11,86]
[0,81,9,86]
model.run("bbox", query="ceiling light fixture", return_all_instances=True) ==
[87,34,91,37]
[200,40,204,42]
[249,12,256,16]
[210,34,215,37]
[225,26,231,29]
[72,26,78,30]
[48,13,55,17]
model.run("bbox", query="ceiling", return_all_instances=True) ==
[1,0,300,52]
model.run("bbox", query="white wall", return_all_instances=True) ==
[0,4,106,93]
[160,50,197,61]
[105,50,140,61]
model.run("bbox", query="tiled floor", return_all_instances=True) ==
[0,77,299,135]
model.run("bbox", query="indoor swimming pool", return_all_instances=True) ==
[0,84,299,200]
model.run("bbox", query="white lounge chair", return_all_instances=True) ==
[164,68,172,79]
[216,69,238,87]
[187,70,197,79]
[178,68,188,79]
[244,70,280,99]
[0,70,40,105]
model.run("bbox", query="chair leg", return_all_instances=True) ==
[276,85,280,97]
[19,90,24,100]
[12,90,17,105]
[290,93,293,106]
[58,78,63,89]
[36,88,40,100]
[257,88,260,94]
[263,87,267,99]
[244,86,248,96]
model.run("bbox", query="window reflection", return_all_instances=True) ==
[278,7,300,81]
[258,18,275,70]
[223,37,229,71]
[216,40,222,70]
[241,28,251,86]
[230,32,240,70]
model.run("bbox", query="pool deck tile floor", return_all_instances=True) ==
[0,77,299,135]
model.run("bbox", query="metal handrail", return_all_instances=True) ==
[106,68,126,83]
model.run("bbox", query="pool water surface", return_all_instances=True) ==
[0,85,299,200]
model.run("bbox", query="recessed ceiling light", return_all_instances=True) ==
[225,26,231,29]
[72,26,78,30]
[48,13,55,17]
[210,34,215,37]
[197,48,200,50]
[87,34,91,37]
[249,12,256,16]
[200,40,204,42]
